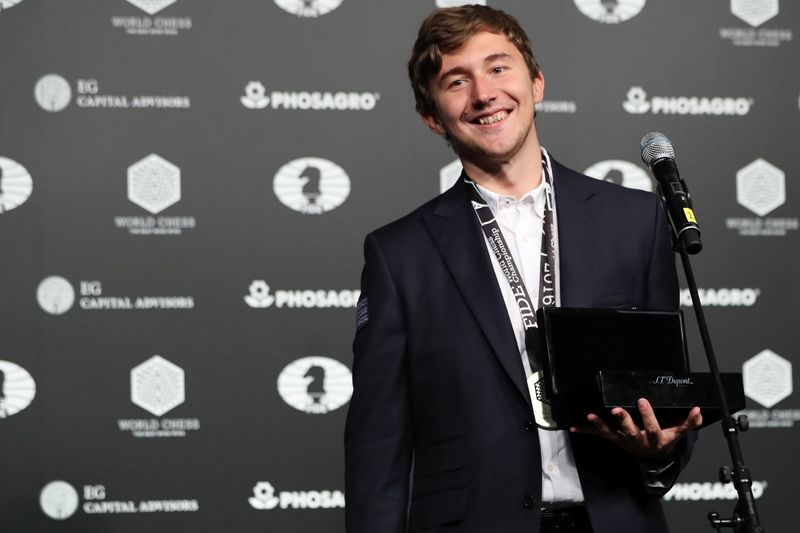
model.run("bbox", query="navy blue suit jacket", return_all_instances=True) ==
[345,158,693,533]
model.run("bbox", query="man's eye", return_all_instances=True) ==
[449,79,466,88]
[492,66,507,74]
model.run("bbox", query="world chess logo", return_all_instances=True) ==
[40,480,79,520]
[0,360,36,419]
[34,74,72,112]
[128,154,181,214]
[277,356,353,414]
[36,276,76,315]
[125,0,177,15]
[273,0,343,17]
[0,1,25,12]
[736,159,785,216]
[435,0,486,6]
[574,0,646,24]
[0,157,33,213]
[273,157,350,215]
[743,349,792,408]
[131,355,185,416]
[731,0,779,27]
[584,160,653,192]
[241,81,270,109]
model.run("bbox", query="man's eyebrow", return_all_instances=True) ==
[438,52,514,82]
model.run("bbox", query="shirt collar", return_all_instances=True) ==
[474,178,547,219]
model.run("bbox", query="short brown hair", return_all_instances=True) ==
[408,5,541,117]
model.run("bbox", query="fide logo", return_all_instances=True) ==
[277,356,353,414]
[126,0,177,15]
[273,157,350,214]
[0,360,36,419]
[0,157,33,213]
[574,0,646,24]
[40,480,80,520]
[273,0,343,17]
[34,74,72,112]
[584,160,653,192]
[37,276,76,315]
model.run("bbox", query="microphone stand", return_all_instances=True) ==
[673,240,764,533]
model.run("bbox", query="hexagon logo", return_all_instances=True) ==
[131,355,185,416]
[736,158,785,216]
[126,0,177,15]
[127,154,181,214]
[731,0,779,27]
[0,1,26,13]
[440,159,463,194]
[743,349,792,408]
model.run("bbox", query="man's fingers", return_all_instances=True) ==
[638,398,662,447]
[587,413,616,439]
[612,407,640,438]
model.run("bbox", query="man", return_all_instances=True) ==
[345,6,701,533]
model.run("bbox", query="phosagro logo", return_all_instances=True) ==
[664,480,767,501]
[34,74,72,112]
[0,360,36,418]
[273,0,342,17]
[277,356,353,414]
[245,280,360,309]
[37,276,76,315]
[584,160,653,192]
[240,81,378,111]
[40,481,80,520]
[622,86,753,116]
[273,157,351,214]
[0,156,33,213]
[679,288,760,307]
[574,0,646,24]
[249,481,345,510]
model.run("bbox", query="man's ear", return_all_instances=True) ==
[533,71,545,104]
[421,113,446,136]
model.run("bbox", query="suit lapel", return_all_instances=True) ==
[423,179,530,407]
[552,160,603,308]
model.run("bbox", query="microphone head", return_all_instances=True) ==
[640,132,675,167]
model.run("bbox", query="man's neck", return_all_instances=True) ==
[460,141,543,199]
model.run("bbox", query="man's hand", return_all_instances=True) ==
[570,398,702,460]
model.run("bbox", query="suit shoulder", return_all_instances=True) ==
[552,158,658,206]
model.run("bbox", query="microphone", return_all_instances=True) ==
[640,132,702,254]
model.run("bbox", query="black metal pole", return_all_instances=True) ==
[676,242,763,533]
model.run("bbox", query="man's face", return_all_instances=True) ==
[422,31,544,166]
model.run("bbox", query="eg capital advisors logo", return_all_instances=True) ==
[40,480,80,520]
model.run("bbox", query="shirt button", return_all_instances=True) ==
[522,495,536,509]
[523,420,536,433]
[545,463,555,474]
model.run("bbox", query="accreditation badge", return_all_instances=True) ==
[528,370,558,429]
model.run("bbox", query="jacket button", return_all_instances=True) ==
[522,495,536,509]
[523,420,535,433]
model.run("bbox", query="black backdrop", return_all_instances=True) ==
[0,1,798,532]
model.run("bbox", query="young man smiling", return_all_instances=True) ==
[345,6,700,533]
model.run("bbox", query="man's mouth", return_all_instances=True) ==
[473,110,509,125]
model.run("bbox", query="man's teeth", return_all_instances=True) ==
[478,111,508,125]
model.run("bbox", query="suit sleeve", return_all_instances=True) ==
[344,232,412,533]
[639,193,697,495]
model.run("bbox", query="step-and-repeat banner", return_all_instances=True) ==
[0,1,797,532]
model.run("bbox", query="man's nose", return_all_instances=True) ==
[470,76,496,107]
